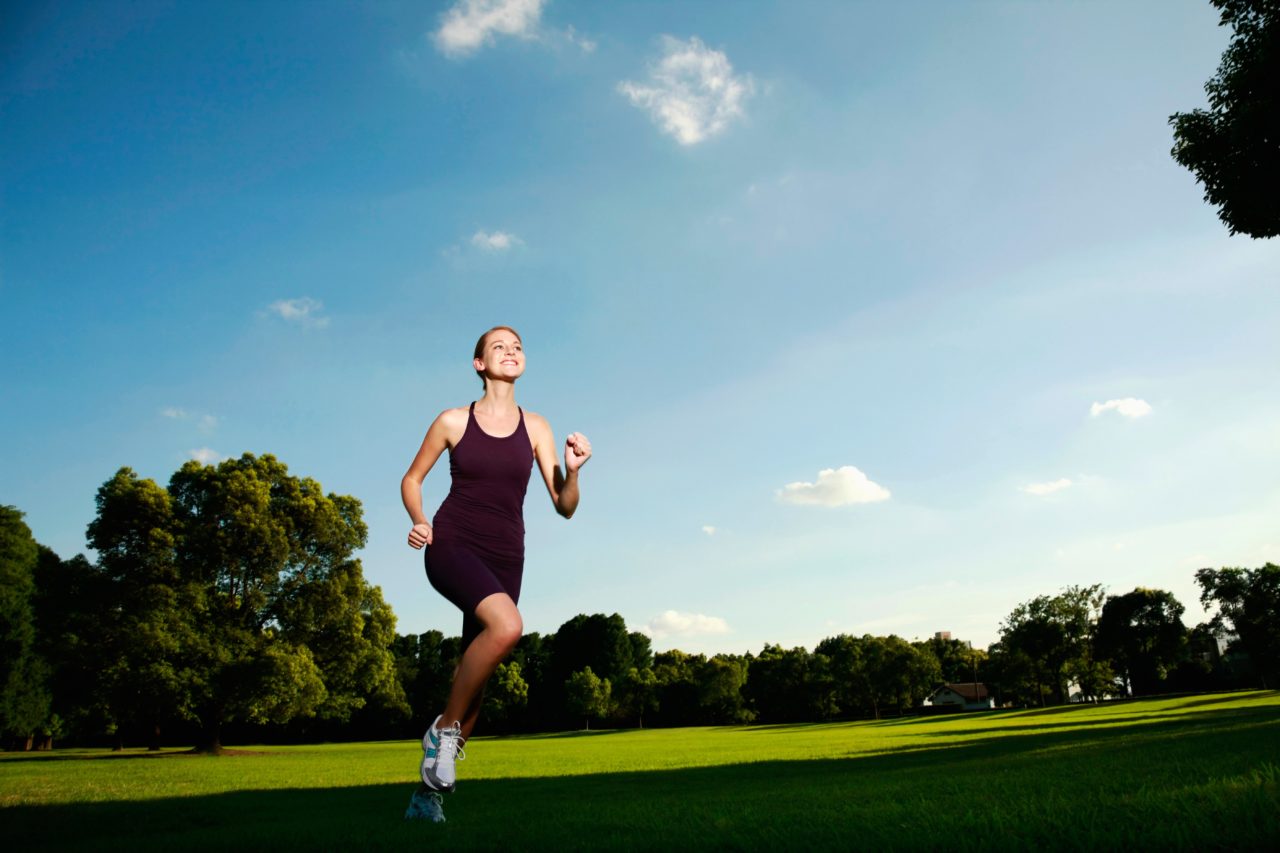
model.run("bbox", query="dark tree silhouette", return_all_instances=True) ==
[1169,0,1280,238]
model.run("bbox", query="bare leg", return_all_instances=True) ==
[437,593,522,734]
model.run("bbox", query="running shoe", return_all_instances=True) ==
[404,787,445,823]
[421,715,465,792]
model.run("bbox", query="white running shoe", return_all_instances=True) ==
[420,714,465,792]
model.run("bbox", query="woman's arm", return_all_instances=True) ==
[528,413,591,519]
[401,409,463,547]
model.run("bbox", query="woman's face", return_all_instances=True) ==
[475,329,525,383]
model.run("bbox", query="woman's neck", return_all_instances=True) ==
[477,382,518,413]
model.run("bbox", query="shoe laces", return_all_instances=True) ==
[439,721,466,763]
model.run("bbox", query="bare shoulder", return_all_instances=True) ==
[437,406,470,428]
[432,406,471,446]
[523,410,555,447]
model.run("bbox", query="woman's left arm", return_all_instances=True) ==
[529,413,591,519]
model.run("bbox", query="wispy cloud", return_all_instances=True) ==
[618,35,754,146]
[636,610,730,640]
[471,230,522,251]
[189,447,222,465]
[701,525,717,536]
[562,25,595,53]
[266,297,329,329]
[1090,397,1151,419]
[433,0,545,58]
[162,408,219,434]
[1021,478,1072,496]
[777,465,890,507]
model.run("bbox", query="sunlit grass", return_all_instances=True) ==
[3,691,1278,850]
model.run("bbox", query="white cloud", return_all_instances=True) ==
[618,35,754,146]
[434,0,544,58]
[163,408,219,433]
[267,297,329,329]
[189,448,222,465]
[1090,397,1151,419]
[562,25,595,53]
[471,230,522,251]
[777,465,890,507]
[1021,478,1072,496]
[637,610,730,640]
[701,525,717,536]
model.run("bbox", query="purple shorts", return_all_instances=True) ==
[424,541,523,651]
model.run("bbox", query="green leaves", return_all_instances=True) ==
[1169,0,1280,238]
[76,453,401,750]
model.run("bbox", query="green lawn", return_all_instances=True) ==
[3,691,1278,850]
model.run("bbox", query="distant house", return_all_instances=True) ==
[923,683,994,711]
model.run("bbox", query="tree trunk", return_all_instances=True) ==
[193,719,225,754]
[112,732,124,752]
[148,723,162,752]
[584,718,590,731]
[36,735,52,751]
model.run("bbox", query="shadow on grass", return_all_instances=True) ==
[6,702,1279,852]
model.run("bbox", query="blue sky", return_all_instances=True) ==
[4,0,1277,655]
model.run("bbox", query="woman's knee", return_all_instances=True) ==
[476,595,522,653]
[492,612,523,654]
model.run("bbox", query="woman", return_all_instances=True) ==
[400,325,591,822]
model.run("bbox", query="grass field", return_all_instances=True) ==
[3,690,1278,850]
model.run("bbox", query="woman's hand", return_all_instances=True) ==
[408,522,433,549]
[565,432,592,473]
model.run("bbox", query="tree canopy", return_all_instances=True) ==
[1197,563,1280,686]
[84,454,406,752]
[1169,0,1280,238]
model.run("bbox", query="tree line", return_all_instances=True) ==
[3,454,1278,750]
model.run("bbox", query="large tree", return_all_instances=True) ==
[89,454,404,752]
[85,470,197,749]
[0,506,52,749]
[1196,563,1280,686]
[1095,588,1188,695]
[1169,0,1280,238]
[997,585,1106,705]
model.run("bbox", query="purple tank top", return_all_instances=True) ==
[432,402,535,560]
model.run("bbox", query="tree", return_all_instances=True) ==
[0,506,52,750]
[919,636,988,686]
[483,661,529,725]
[565,667,610,730]
[33,548,111,745]
[1169,0,1280,238]
[617,666,659,728]
[85,470,196,749]
[1095,588,1189,695]
[1196,563,1280,686]
[815,634,868,718]
[997,585,1106,705]
[86,454,402,752]
[698,655,753,724]
[862,635,940,718]
[652,649,704,726]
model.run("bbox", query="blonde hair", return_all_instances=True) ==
[473,325,522,388]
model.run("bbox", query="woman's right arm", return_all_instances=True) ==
[402,410,458,549]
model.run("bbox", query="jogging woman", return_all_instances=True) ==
[400,325,591,822]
